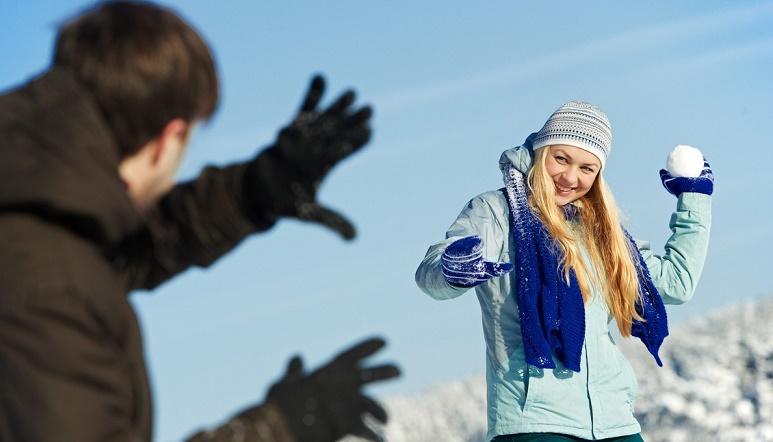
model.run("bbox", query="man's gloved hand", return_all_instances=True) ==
[266,337,400,442]
[243,75,372,240]
[441,235,513,288]
[659,160,714,197]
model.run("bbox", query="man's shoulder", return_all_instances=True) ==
[0,214,121,304]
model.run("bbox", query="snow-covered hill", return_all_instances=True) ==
[356,296,773,442]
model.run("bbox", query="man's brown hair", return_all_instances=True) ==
[54,1,219,156]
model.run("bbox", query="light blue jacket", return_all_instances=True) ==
[415,146,711,441]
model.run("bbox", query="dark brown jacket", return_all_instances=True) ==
[0,69,292,442]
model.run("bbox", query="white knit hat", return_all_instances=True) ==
[532,101,612,168]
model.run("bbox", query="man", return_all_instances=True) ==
[0,2,399,441]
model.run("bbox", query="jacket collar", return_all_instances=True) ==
[0,67,143,246]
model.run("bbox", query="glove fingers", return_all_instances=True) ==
[441,259,484,273]
[442,254,483,266]
[659,169,677,195]
[323,89,356,119]
[341,125,373,155]
[357,364,401,385]
[444,277,485,288]
[332,337,387,365]
[442,260,484,276]
[441,258,485,275]
[484,261,514,277]
[445,235,483,258]
[299,75,326,113]
[297,203,356,240]
[441,262,485,277]
[342,105,373,129]
[327,126,372,164]
[444,277,488,288]
[334,337,392,368]
[442,272,489,287]
[359,395,389,423]
[700,161,713,179]
[351,421,383,442]
[440,251,483,264]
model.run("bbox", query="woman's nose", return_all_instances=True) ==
[560,169,578,185]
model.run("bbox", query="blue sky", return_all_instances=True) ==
[3,1,773,440]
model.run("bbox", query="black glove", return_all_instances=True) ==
[243,75,372,240]
[266,337,400,442]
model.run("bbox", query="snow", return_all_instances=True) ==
[346,296,773,442]
[666,144,704,177]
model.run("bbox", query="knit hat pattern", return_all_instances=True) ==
[532,101,612,168]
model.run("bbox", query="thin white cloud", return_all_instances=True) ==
[630,35,773,80]
[374,2,773,113]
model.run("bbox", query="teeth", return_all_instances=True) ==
[556,185,573,192]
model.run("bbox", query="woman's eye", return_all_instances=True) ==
[555,156,567,163]
[582,167,594,173]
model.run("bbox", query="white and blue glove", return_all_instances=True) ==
[659,160,714,197]
[441,235,514,288]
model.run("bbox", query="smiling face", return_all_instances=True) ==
[543,145,602,205]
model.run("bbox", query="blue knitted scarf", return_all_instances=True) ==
[503,164,668,372]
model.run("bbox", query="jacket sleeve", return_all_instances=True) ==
[185,402,295,442]
[415,192,509,300]
[117,162,276,291]
[636,193,712,305]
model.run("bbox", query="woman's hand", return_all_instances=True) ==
[659,160,714,197]
[441,235,513,288]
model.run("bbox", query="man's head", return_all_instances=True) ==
[54,1,219,211]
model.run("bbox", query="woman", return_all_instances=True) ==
[415,101,713,442]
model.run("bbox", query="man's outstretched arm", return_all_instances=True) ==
[117,75,372,290]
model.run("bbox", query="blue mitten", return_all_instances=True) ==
[659,160,714,197]
[441,236,514,288]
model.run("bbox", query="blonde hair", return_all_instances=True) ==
[527,147,644,336]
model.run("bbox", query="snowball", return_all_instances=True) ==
[666,144,704,177]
